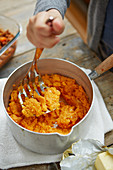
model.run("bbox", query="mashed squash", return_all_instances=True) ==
[7,74,90,135]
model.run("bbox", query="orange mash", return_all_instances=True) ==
[7,74,90,135]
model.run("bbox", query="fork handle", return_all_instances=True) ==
[34,48,43,73]
[35,48,43,60]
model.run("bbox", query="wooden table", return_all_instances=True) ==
[0,0,113,169]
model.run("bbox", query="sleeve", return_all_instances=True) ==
[34,0,70,19]
[87,0,109,53]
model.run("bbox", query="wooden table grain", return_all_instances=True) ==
[0,0,113,169]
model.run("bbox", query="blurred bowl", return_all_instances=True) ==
[0,14,21,55]
[0,14,21,68]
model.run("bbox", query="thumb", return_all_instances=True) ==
[52,17,65,35]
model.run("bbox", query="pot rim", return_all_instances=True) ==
[2,58,95,137]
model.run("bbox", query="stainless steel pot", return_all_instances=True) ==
[2,56,113,154]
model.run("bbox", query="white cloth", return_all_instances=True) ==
[0,68,113,169]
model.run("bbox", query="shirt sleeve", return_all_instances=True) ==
[34,0,70,19]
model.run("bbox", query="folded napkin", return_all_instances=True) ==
[0,68,113,169]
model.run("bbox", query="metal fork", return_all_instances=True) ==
[18,16,54,105]
[18,48,44,104]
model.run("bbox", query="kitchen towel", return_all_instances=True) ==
[0,68,113,169]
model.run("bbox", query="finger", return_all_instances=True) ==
[27,29,60,48]
[27,13,52,35]
[40,35,60,48]
[36,17,65,37]
[33,15,54,37]
[52,18,65,35]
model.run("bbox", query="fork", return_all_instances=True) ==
[18,48,44,104]
[18,16,54,105]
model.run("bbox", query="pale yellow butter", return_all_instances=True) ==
[95,151,113,170]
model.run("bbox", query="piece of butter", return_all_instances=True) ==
[95,151,113,170]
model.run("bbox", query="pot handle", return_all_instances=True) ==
[89,54,113,80]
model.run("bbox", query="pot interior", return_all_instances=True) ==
[3,58,93,115]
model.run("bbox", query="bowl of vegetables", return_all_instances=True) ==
[0,14,21,68]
